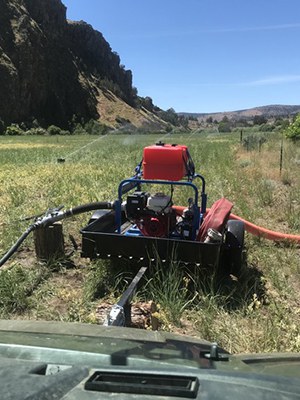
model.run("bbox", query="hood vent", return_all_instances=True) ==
[85,371,199,398]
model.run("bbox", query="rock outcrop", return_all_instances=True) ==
[0,0,149,128]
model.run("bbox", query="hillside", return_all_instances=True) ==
[0,0,167,130]
[181,105,300,123]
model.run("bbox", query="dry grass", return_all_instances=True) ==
[96,88,167,130]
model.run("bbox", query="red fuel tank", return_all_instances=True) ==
[142,143,189,181]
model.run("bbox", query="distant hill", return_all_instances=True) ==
[180,105,300,122]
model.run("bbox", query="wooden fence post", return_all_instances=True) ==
[34,223,65,261]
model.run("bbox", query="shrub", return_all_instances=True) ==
[47,125,70,135]
[259,123,275,132]
[0,118,5,135]
[84,119,109,135]
[5,123,24,136]
[253,115,267,125]
[218,121,231,132]
[72,123,88,135]
[25,127,47,135]
[275,118,289,129]
[242,134,267,151]
[285,114,300,141]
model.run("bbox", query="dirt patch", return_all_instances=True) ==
[96,301,159,330]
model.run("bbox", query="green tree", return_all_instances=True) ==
[285,114,300,141]
[218,121,231,132]
[5,124,23,136]
[218,116,232,132]
[178,115,189,129]
[221,116,229,123]
[253,115,267,125]
[47,125,70,135]
[0,118,5,135]
[158,108,179,126]
[84,119,108,135]
[141,96,154,112]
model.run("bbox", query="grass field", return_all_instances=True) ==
[0,130,299,354]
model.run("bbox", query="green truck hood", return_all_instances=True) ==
[1,319,299,375]
[0,320,299,399]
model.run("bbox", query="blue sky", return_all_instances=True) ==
[62,0,300,113]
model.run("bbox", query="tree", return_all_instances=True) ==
[218,121,231,132]
[141,96,154,112]
[47,125,70,135]
[284,114,300,141]
[218,116,232,132]
[221,116,229,123]
[253,115,267,125]
[0,118,5,135]
[178,115,189,129]
[5,123,23,136]
[158,108,179,126]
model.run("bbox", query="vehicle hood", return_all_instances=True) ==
[0,319,299,375]
[0,320,300,399]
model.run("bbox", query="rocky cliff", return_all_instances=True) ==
[0,0,163,129]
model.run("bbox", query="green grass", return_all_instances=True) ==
[0,131,299,353]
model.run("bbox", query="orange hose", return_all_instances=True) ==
[172,205,300,244]
[229,213,300,243]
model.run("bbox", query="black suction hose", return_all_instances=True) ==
[0,225,36,267]
[64,202,113,218]
[0,201,114,268]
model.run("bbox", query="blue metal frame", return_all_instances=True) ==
[115,174,207,241]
